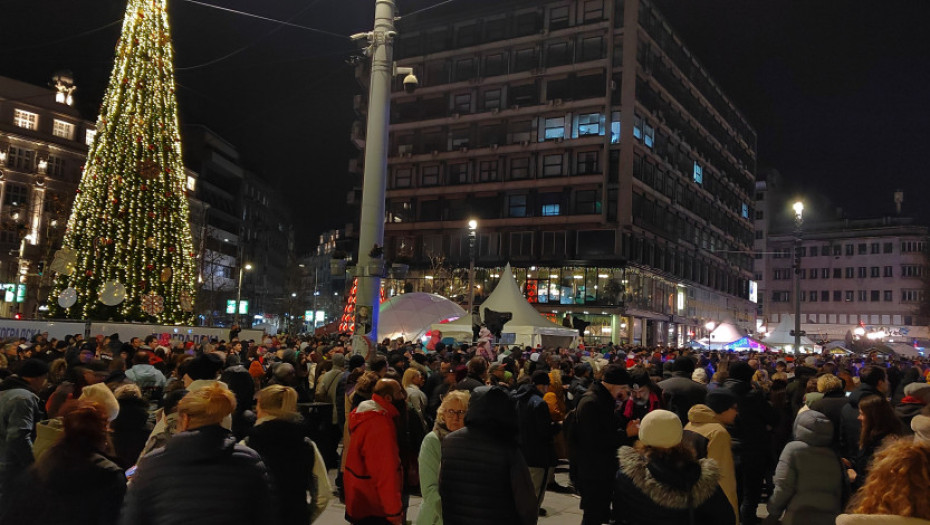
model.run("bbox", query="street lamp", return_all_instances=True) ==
[467,220,478,320]
[792,201,804,355]
[235,262,252,327]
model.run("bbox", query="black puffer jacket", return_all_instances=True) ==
[512,383,558,468]
[722,378,776,462]
[613,447,735,525]
[120,424,277,525]
[839,385,882,459]
[110,396,153,470]
[439,386,537,525]
[244,418,317,525]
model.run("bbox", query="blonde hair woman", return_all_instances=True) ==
[121,384,274,525]
[417,390,470,525]
[245,385,331,523]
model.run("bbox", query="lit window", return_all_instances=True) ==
[186,176,197,192]
[544,117,565,140]
[633,114,642,140]
[541,204,561,216]
[85,129,97,146]
[577,113,601,136]
[643,122,654,148]
[52,119,75,140]
[13,109,38,130]
[741,203,749,219]
[693,162,703,185]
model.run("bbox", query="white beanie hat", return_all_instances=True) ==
[638,409,682,449]
[79,382,120,422]
[912,415,930,446]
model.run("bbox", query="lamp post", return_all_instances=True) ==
[235,263,252,327]
[467,220,478,317]
[792,201,804,355]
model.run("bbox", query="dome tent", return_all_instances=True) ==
[377,293,466,342]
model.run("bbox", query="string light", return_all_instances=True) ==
[48,0,196,324]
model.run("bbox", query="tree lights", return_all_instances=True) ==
[47,0,196,324]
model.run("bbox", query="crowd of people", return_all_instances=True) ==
[0,328,929,525]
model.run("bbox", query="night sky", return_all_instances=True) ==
[3,0,928,251]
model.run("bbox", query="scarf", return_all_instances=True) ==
[432,421,453,441]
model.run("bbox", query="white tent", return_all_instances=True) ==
[708,322,747,349]
[763,314,816,352]
[429,315,473,343]
[377,293,466,342]
[887,342,921,359]
[480,264,578,348]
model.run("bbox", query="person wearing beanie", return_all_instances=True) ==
[0,358,48,495]
[722,359,776,525]
[571,363,635,525]
[686,390,740,521]
[766,410,845,525]
[614,409,735,525]
[512,370,559,516]
[911,414,930,446]
[658,356,707,425]
[620,366,662,427]
[895,382,930,433]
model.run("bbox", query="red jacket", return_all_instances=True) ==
[344,393,403,524]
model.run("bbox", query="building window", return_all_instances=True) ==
[643,122,654,148]
[478,160,498,182]
[808,268,817,279]
[453,93,472,113]
[741,203,749,219]
[576,151,599,174]
[454,58,476,82]
[693,162,703,185]
[883,242,893,253]
[541,231,566,255]
[13,109,38,130]
[510,157,530,179]
[3,183,29,207]
[858,243,867,255]
[845,267,854,279]
[483,53,506,77]
[448,162,469,185]
[821,291,830,302]
[833,290,842,302]
[610,111,621,143]
[821,268,829,278]
[583,0,604,22]
[544,116,566,140]
[771,291,790,303]
[7,147,35,171]
[421,165,440,186]
[870,290,880,302]
[85,129,97,146]
[808,291,817,302]
[546,41,571,67]
[455,24,477,47]
[902,265,926,278]
[482,89,501,111]
[52,119,75,140]
[577,113,601,136]
[514,48,537,72]
[844,291,854,302]
[633,113,643,139]
[833,268,842,279]
[509,119,532,144]
[542,154,563,177]
[857,267,867,278]
[540,195,561,216]
[902,241,927,253]
[845,244,854,256]
[902,289,924,303]
[884,290,893,302]
[578,35,603,61]
[858,290,867,302]
[884,266,893,277]
[870,266,880,278]
[549,5,569,30]
[870,242,880,254]
[46,156,65,178]
[575,190,599,214]
[484,17,507,42]
[510,231,534,256]
[508,194,528,217]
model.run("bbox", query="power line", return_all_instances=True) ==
[398,0,462,20]
[0,19,122,54]
[176,0,349,40]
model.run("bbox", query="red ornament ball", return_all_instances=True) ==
[86,270,93,276]
[141,185,147,191]
[146,264,154,271]
[148,144,156,151]
[168,246,175,252]
[147,212,156,218]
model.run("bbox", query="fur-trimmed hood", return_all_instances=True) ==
[617,445,721,509]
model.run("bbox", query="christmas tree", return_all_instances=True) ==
[48,0,196,323]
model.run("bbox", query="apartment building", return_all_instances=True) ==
[365,0,758,345]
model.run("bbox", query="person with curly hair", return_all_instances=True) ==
[837,438,930,524]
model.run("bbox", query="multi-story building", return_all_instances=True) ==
[764,216,929,343]
[367,0,757,345]
[0,72,93,317]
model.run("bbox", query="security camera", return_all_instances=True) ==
[402,73,418,94]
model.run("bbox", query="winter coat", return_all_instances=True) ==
[244,417,330,524]
[416,425,450,525]
[454,375,485,393]
[571,381,629,524]
[810,389,848,450]
[894,397,926,434]
[766,410,845,525]
[512,383,558,468]
[613,446,735,525]
[0,452,125,525]
[685,404,737,521]
[567,375,591,409]
[344,395,403,523]
[837,516,930,525]
[439,386,537,525]
[840,384,883,459]
[110,396,153,470]
[125,364,166,389]
[0,376,41,490]
[722,378,776,465]
[120,424,277,525]
[658,373,708,424]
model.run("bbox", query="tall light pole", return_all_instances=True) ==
[467,220,478,318]
[235,263,252,327]
[792,201,804,355]
[351,0,417,355]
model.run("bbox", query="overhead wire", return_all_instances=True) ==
[0,19,122,54]
[176,0,349,40]
[398,0,461,20]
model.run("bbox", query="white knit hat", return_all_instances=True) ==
[79,382,120,422]
[638,409,683,449]
[912,415,930,446]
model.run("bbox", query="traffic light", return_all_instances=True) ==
[36,262,44,276]
[13,313,22,320]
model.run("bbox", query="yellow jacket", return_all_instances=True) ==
[686,404,738,522]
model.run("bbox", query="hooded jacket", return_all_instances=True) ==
[120,424,276,525]
[767,410,845,525]
[125,364,166,389]
[344,394,403,524]
[0,376,41,488]
[810,389,848,450]
[613,446,734,525]
[722,377,776,462]
[512,383,558,468]
[439,386,537,525]
[685,404,737,521]
[841,384,883,459]
[658,373,708,424]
